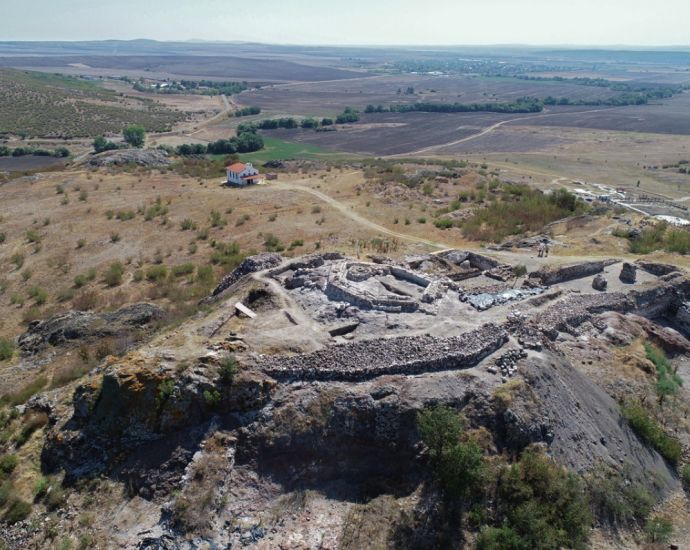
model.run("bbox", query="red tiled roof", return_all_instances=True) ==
[226,162,246,172]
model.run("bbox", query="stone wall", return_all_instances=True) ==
[206,253,283,301]
[325,262,419,313]
[528,259,618,286]
[260,324,508,381]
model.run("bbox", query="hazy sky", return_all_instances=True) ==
[3,0,690,46]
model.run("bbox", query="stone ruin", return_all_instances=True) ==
[201,249,690,383]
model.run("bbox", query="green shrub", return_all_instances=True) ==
[644,517,673,543]
[462,186,585,242]
[180,218,197,231]
[103,262,124,287]
[4,498,31,524]
[586,467,653,526]
[76,238,86,249]
[0,233,5,244]
[218,355,238,384]
[195,265,214,284]
[171,263,195,277]
[110,232,121,243]
[144,200,168,221]
[116,210,135,221]
[621,401,682,464]
[203,389,221,409]
[11,253,24,269]
[476,525,522,550]
[433,218,453,230]
[25,229,41,244]
[644,342,683,405]
[28,286,47,305]
[263,233,284,252]
[209,209,226,228]
[0,454,18,477]
[133,270,144,282]
[210,242,243,268]
[33,477,49,500]
[664,229,690,254]
[492,449,591,550]
[0,339,14,362]
[146,265,168,283]
[78,190,88,202]
[73,274,87,288]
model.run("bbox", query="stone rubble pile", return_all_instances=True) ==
[487,348,528,379]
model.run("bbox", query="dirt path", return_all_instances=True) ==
[273,179,627,266]
[275,179,450,249]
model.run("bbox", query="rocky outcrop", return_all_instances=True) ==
[17,303,163,354]
[502,354,678,494]
[619,262,637,284]
[592,273,607,291]
[88,149,172,168]
[259,324,508,381]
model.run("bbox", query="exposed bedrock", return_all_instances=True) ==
[500,354,678,495]
[17,303,164,354]
[259,323,509,381]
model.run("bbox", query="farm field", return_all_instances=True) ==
[239,74,625,116]
[0,156,67,172]
[260,97,690,157]
[0,55,364,82]
[238,137,354,163]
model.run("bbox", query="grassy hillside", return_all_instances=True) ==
[0,69,185,138]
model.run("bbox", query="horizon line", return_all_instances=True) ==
[1,38,690,51]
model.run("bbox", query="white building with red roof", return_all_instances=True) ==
[226,161,261,186]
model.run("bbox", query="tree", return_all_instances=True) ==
[92,135,118,153]
[122,125,146,148]
[236,132,264,153]
[416,405,487,499]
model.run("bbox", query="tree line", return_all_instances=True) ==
[236,108,357,133]
[365,97,544,114]
[234,106,261,117]
[130,78,249,96]
[174,133,264,156]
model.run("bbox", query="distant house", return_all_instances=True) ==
[226,162,261,186]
